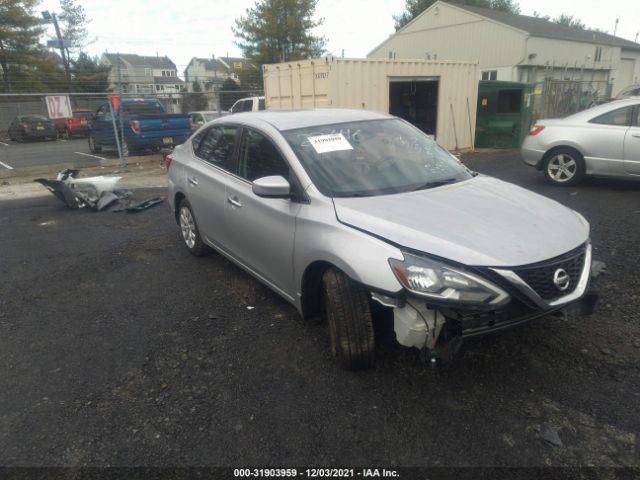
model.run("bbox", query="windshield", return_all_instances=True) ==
[203,113,219,121]
[283,119,471,197]
[121,102,165,115]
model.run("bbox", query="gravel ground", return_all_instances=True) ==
[0,151,638,469]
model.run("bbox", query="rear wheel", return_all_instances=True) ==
[88,135,102,153]
[543,148,585,186]
[322,268,375,370]
[178,199,210,256]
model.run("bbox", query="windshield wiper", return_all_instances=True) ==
[332,192,375,198]
[411,178,458,191]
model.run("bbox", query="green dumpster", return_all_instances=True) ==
[475,81,533,148]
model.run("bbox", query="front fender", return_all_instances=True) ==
[294,197,404,298]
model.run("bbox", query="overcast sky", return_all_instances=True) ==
[39,0,639,77]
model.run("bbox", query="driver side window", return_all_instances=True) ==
[237,129,289,182]
[95,105,112,121]
[231,101,242,114]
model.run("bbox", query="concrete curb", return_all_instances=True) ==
[0,164,168,202]
[0,154,163,180]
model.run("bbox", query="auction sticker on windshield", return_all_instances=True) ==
[308,133,353,154]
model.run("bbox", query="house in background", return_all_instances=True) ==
[183,56,258,110]
[101,53,185,95]
[367,1,640,97]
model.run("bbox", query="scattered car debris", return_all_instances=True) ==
[539,423,563,447]
[591,260,607,278]
[33,169,162,213]
[124,197,164,213]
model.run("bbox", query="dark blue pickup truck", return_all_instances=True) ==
[88,98,191,154]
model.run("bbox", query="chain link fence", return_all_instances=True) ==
[0,90,264,135]
[531,80,612,121]
[0,90,263,172]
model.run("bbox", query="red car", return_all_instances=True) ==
[53,109,94,139]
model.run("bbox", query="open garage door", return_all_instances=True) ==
[389,77,439,138]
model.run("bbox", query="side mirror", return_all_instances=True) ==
[252,175,291,198]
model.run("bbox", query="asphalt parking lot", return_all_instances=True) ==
[0,150,638,469]
[0,137,119,171]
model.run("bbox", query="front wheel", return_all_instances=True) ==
[88,135,102,153]
[543,148,585,186]
[178,200,210,256]
[322,268,375,370]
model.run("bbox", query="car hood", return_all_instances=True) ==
[333,176,589,267]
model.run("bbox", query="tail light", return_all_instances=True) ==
[164,153,173,170]
[529,125,545,136]
[22,123,30,129]
[130,120,141,133]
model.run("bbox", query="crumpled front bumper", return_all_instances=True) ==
[374,245,599,358]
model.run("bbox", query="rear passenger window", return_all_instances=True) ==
[237,129,289,182]
[195,126,238,171]
[589,107,632,126]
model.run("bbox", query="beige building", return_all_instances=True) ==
[183,56,256,92]
[101,53,184,95]
[368,1,640,96]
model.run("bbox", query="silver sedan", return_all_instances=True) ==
[168,109,593,370]
[522,98,640,185]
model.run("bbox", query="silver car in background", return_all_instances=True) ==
[522,98,640,185]
[168,109,595,370]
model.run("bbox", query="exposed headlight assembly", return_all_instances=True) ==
[389,252,510,307]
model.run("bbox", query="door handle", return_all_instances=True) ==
[227,196,242,208]
[632,134,640,138]
[187,177,198,186]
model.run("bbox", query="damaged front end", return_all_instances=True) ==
[372,244,602,366]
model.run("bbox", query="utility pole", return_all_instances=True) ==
[118,53,128,171]
[42,11,72,92]
[613,18,619,36]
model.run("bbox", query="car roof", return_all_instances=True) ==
[225,109,392,131]
[563,98,640,121]
[190,111,218,114]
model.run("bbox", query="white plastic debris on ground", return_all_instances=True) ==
[35,169,129,211]
[34,169,164,213]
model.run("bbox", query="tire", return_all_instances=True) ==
[322,268,375,370]
[177,199,210,256]
[88,135,102,153]
[543,148,586,186]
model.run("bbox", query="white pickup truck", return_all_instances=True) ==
[230,96,265,114]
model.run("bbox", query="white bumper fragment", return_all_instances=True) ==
[393,301,446,349]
